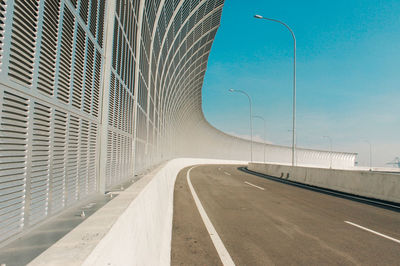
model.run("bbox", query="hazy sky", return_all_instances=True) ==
[202,0,400,167]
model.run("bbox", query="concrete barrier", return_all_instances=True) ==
[29,158,245,266]
[248,163,400,204]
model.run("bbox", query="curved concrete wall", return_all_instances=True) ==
[0,0,355,244]
[28,158,246,266]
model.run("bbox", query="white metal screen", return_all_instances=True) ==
[0,0,356,244]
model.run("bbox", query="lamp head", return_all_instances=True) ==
[228,88,235,92]
[254,14,263,19]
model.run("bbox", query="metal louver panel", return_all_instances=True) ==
[92,51,101,117]
[97,0,105,48]
[88,122,97,193]
[79,0,89,25]
[83,39,94,114]
[72,24,85,110]
[29,102,51,225]
[66,115,79,205]
[0,90,28,242]
[89,0,98,37]
[78,119,89,197]
[51,109,67,213]
[0,0,107,243]
[108,73,116,126]
[57,6,74,104]
[8,0,39,86]
[105,131,112,187]
[114,80,120,129]
[69,0,77,9]
[111,18,118,70]
[0,0,7,71]
[37,0,61,96]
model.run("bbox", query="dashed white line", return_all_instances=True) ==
[187,166,235,266]
[224,171,231,176]
[345,221,400,244]
[244,181,265,191]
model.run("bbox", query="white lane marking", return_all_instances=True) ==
[218,167,221,171]
[345,221,400,244]
[187,166,235,266]
[224,171,231,176]
[244,181,265,191]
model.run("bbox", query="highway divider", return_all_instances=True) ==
[29,158,245,266]
[248,163,400,204]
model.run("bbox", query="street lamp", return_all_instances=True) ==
[287,129,298,165]
[229,89,253,162]
[365,140,372,171]
[252,115,267,163]
[254,14,296,167]
[323,136,333,169]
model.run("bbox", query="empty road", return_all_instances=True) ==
[171,164,400,265]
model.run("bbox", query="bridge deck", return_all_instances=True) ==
[172,164,400,265]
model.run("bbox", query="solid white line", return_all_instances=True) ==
[224,171,231,176]
[244,181,265,191]
[345,221,400,244]
[187,166,235,266]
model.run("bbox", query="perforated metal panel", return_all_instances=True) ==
[0,90,28,240]
[0,1,6,69]
[103,0,137,188]
[0,0,106,243]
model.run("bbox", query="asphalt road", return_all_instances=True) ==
[171,164,400,265]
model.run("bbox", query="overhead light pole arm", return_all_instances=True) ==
[254,14,296,167]
[229,89,253,162]
[254,15,296,44]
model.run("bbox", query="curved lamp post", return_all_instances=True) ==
[252,115,266,163]
[229,89,253,162]
[254,14,296,167]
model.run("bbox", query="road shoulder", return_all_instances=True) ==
[171,166,222,266]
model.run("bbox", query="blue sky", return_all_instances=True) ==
[202,0,400,167]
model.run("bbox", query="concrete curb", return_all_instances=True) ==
[29,158,245,266]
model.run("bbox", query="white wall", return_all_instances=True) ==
[29,158,246,266]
